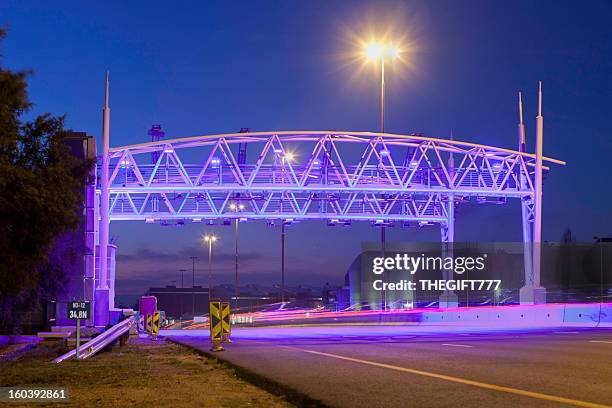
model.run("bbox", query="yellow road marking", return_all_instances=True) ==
[589,340,612,344]
[285,347,611,408]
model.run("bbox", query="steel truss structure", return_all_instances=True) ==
[105,131,563,225]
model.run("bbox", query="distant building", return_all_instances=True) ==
[145,286,210,319]
[143,283,326,318]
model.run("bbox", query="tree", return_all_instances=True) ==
[0,28,92,333]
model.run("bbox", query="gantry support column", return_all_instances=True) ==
[520,83,546,304]
[439,195,458,308]
[95,72,111,326]
[440,142,458,308]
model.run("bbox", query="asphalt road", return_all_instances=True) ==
[168,326,612,408]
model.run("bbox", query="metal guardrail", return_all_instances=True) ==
[53,316,135,364]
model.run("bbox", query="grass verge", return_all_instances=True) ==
[0,337,293,407]
[169,338,329,408]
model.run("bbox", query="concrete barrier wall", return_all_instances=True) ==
[420,303,612,328]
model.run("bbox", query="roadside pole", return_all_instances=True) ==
[76,319,81,359]
[67,301,90,360]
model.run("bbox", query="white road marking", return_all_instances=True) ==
[285,347,611,408]
[442,343,473,348]
[554,331,580,334]
[589,340,612,344]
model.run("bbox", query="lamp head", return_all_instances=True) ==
[365,42,400,61]
[366,42,383,60]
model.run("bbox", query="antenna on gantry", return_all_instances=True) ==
[237,128,250,169]
[448,130,455,184]
[518,92,526,153]
[104,71,109,109]
[538,81,543,117]
[148,125,165,164]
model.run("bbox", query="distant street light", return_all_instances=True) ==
[284,151,295,163]
[229,203,244,310]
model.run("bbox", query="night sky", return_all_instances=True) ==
[2,1,611,302]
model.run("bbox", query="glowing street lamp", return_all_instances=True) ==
[202,234,217,303]
[284,151,295,163]
[274,150,296,183]
[364,42,400,133]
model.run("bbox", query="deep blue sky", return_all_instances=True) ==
[2,1,611,299]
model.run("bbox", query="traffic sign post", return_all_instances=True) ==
[67,301,90,359]
[151,311,160,340]
[209,301,224,352]
[146,315,153,334]
[221,302,231,343]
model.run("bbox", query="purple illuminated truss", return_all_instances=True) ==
[102,131,564,224]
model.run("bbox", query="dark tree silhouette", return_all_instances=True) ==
[0,28,92,333]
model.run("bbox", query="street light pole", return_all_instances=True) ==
[235,218,239,308]
[178,268,188,322]
[380,56,385,133]
[379,55,386,311]
[365,41,399,311]
[281,222,285,305]
[179,269,187,288]
[230,203,244,310]
[202,235,217,305]
[189,256,198,317]
[274,153,294,308]
[208,238,213,304]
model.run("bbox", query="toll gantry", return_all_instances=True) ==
[92,77,563,325]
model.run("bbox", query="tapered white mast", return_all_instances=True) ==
[518,92,526,153]
[99,72,110,291]
[532,81,544,288]
[519,91,533,296]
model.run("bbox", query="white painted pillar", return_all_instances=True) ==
[520,83,546,304]
[518,92,533,287]
[439,147,458,308]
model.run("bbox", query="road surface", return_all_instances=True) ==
[168,325,612,408]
